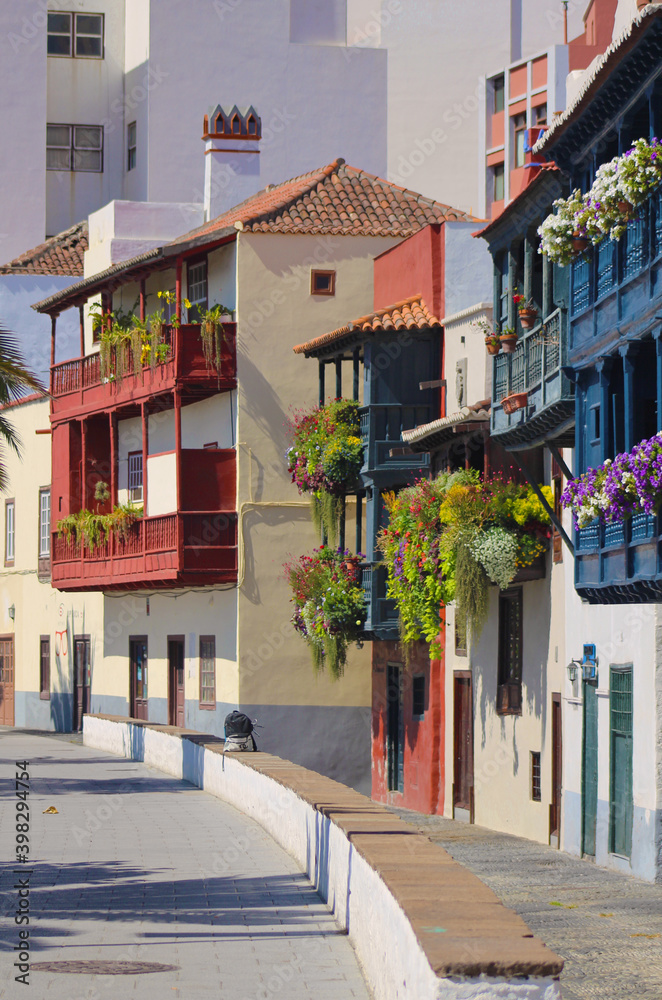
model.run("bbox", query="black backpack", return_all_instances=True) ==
[224,711,257,751]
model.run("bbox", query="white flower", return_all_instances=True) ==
[470,527,519,590]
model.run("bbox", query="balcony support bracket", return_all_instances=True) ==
[546,443,573,483]
[510,451,574,556]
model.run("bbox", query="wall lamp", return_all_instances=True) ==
[566,659,580,683]
[8,604,15,621]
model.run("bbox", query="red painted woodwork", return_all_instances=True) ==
[509,64,527,99]
[531,55,548,91]
[371,633,446,814]
[51,510,237,591]
[181,449,236,511]
[373,224,444,320]
[490,111,504,150]
[50,323,236,421]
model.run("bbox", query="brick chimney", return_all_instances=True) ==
[202,105,261,220]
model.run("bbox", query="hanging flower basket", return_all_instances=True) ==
[501,392,528,415]
[571,232,589,254]
[617,199,634,218]
[500,334,518,354]
[485,336,501,356]
[518,307,538,330]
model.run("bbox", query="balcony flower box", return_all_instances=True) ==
[501,391,528,415]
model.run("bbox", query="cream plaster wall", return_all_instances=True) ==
[181,392,235,450]
[101,587,239,713]
[0,397,105,727]
[206,244,237,315]
[442,303,493,412]
[145,453,176,516]
[234,230,400,711]
[443,540,566,845]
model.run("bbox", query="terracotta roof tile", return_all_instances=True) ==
[0,221,88,276]
[293,295,440,356]
[174,158,474,245]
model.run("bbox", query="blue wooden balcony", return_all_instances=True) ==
[359,404,431,475]
[491,308,574,450]
[361,562,399,639]
[569,188,662,362]
[574,512,662,602]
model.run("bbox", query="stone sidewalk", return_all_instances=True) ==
[0,731,369,1000]
[391,807,662,1000]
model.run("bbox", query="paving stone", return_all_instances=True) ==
[391,806,662,1000]
[0,731,369,1000]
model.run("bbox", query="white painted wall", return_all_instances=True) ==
[46,0,126,236]
[442,303,492,411]
[0,0,47,262]
[146,452,176,516]
[84,200,203,274]
[181,392,235,450]
[562,488,661,882]
[206,243,237,313]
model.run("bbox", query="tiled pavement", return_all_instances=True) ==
[0,731,369,1000]
[391,807,662,1000]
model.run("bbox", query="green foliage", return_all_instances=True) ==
[0,320,44,492]
[286,546,365,679]
[198,304,233,372]
[288,399,363,542]
[56,502,142,550]
[378,471,551,652]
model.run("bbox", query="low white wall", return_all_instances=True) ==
[83,716,560,1000]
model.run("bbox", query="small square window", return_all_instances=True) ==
[47,124,103,172]
[187,261,208,320]
[531,751,541,801]
[311,270,335,296]
[534,103,547,127]
[412,674,426,719]
[74,13,103,58]
[127,121,137,172]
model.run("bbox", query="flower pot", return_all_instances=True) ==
[571,233,589,254]
[485,340,501,356]
[617,199,634,218]
[501,391,528,415]
[500,335,518,354]
[518,307,538,330]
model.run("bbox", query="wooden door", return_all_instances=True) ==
[168,637,185,728]
[582,679,598,856]
[0,636,14,725]
[610,667,633,857]
[72,636,91,732]
[386,663,404,793]
[453,672,474,814]
[550,693,562,843]
[130,637,148,721]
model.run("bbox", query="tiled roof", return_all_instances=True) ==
[401,401,491,451]
[174,158,474,244]
[293,295,440,357]
[534,5,662,153]
[0,221,88,276]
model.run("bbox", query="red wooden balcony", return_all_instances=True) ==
[50,323,236,421]
[51,511,237,591]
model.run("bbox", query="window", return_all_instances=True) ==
[533,103,547,128]
[513,113,527,168]
[127,122,137,171]
[493,163,505,202]
[39,488,51,557]
[493,75,505,114]
[5,500,15,565]
[412,674,426,719]
[187,261,208,320]
[47,12,103,58]
[47,125,103,172]
[497,589,522,714]
[590,405,601,444]
[455,616,467,656]
[311,270,336,296]
[40,637,50,700]
[530,751,541,801]
[199,636,216,707]
[128,452,143,503]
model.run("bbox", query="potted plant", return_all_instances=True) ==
[285,545,366,677]
[501,391,528,415]
[485,334,501,356]
[513,291,538,330]
[499,326,518,353]
[198,303,233,372]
